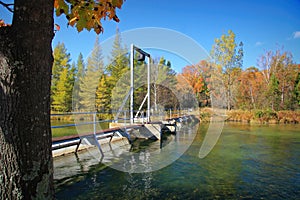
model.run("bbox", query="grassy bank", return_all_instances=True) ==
[51,121,110,138]
[199,108,300,124]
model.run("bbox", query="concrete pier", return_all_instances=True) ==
[51,116,191,157]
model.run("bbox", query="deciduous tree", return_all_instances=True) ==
[257,49,299,110]
[0,0,123,198]
[210,30,243,110]
[236,67,264,110]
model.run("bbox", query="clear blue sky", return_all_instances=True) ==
[1,0,300,72]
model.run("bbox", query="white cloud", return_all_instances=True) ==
[255,41,263,47]
[293,31,300,39]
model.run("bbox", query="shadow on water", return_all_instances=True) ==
[54,123,300,200]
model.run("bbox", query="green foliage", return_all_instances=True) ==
[152,57,177,110]
[210,30,243,110]
[106,28,130,112]
[254,109,277,120]
[106,27,129,84]
[294,72,300,106]
[79,37,104,111]
[73,53,85,110]
[266,74,281,111]
[51,42,71,94]
[96,74,111,114]
[54,0,124,34]
[51,42,74,112]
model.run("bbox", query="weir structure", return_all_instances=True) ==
[114,44,151,124]
[51,45,188,158]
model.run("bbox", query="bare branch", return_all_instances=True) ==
[0,1,14,13]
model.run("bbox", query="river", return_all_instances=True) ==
[54,122,300,199]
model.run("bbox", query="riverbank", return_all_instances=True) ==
[199,108,300,124]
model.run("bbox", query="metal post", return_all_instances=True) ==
[93,112,104,157]
[93,112,96,135]
[130,44,134,124]
[124,111,126,126]
[147,56,151,123]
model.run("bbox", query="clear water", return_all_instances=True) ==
[54,123,300,199]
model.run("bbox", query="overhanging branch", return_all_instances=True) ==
[0,1,14,13]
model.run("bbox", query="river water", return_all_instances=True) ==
[54,123,300,199]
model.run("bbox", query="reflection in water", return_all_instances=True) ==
[54,123,300,199]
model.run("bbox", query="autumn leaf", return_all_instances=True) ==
[0,19,11,27]
[55,24,60,31]
[54,0,124,34]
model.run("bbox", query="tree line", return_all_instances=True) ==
[51,28,180,117]
[52,29,300,116]
[181,30,300,111]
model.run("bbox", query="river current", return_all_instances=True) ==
[54,122,300,199]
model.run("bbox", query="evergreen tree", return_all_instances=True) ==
[73,53,85,110]
[77,53,85,79]
[106,27,129,113]
[52,68,69,111]
[107,27,129,84]
[52,62,75,112]
[152,57,177,110]
[96,74,111,118]
[267,74,281,110]
[68,62,76,111]
[52,42,71,94]
[51,42,71,111]
[79,37,104,111]
[294,72,300,107]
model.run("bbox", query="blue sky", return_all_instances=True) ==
[1,0,300,72]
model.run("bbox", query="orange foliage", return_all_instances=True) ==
[181,65,205,94]
[237,67,265,109]
[54,0,124,34]
[0,19,11,27]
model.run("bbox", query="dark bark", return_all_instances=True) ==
[0,0,54,199]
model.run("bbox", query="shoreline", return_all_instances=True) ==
[199,108,300,124]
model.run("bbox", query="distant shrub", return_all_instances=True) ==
[199,108,212,122]
[254,109,277,123]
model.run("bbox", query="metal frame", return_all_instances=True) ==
[130,44,151,124]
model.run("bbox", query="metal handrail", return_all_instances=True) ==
[50,109,186,129]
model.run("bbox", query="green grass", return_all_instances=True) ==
[51,121,110,138]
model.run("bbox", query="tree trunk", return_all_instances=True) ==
[0,0,54,199]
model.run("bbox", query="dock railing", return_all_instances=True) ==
[51,109,192,156]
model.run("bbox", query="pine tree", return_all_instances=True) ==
[73,53,85,110]
[67,62,76,111]
[52,68,68,112]
[79,37,104,111]
[294,72,300,107]
[96,74,111,118]
[51,42,71,111]
[77,53,85,79]
[51,42,71,95]
[267,74,281,111]
[152,57,177,111]
[107,27,129,85]
[106,27,129,113]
